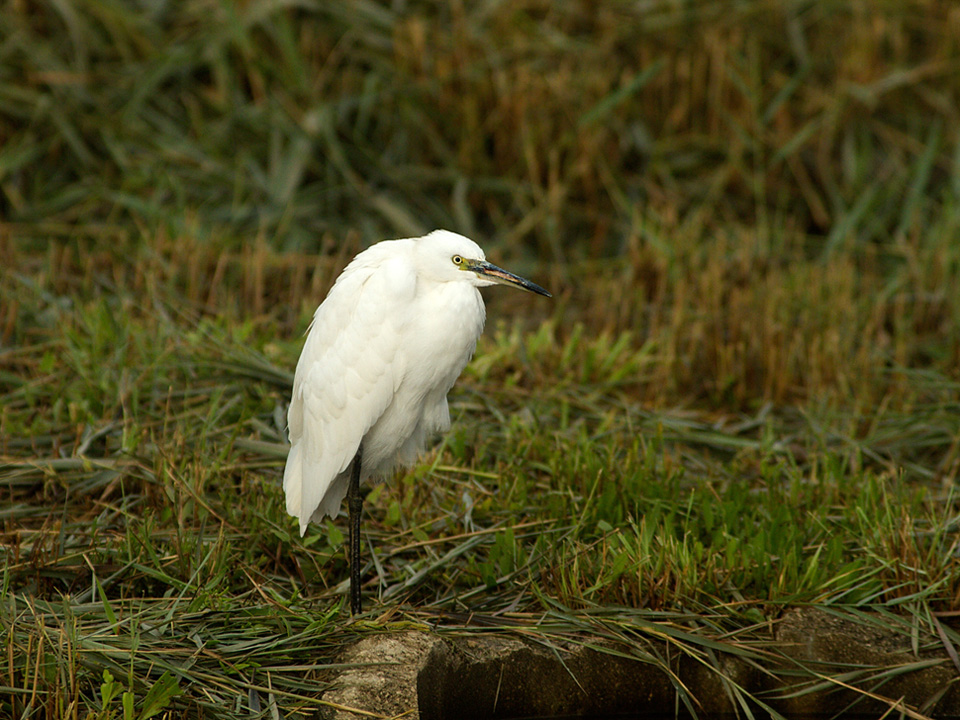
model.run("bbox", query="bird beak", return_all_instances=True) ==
[467,259,552,297]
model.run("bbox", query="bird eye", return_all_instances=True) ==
[452,255,463,265]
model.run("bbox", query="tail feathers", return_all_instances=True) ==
[282,442,309,536]
[283,440,351,537]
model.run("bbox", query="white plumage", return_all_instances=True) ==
[283,229,549,536]
[282,229,550,613]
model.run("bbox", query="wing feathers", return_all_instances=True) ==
[284,253,415,534]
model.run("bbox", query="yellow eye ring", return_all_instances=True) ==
[452,255,463,265]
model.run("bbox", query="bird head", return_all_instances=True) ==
[419,230,551,297]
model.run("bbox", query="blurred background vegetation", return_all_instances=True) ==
[5,0,960,249]
[3,0,960,409]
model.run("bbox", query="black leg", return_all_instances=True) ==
[346,443,364,615]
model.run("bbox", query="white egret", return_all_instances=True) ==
[283,229,551,614]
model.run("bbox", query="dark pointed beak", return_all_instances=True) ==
[467,259,552,297]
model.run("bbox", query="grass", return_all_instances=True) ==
[3,0,960,718]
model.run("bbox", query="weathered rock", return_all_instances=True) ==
[318,609,960,719]
[319,631,439,719]
[418,634,677,719]
[774,607,960,717]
